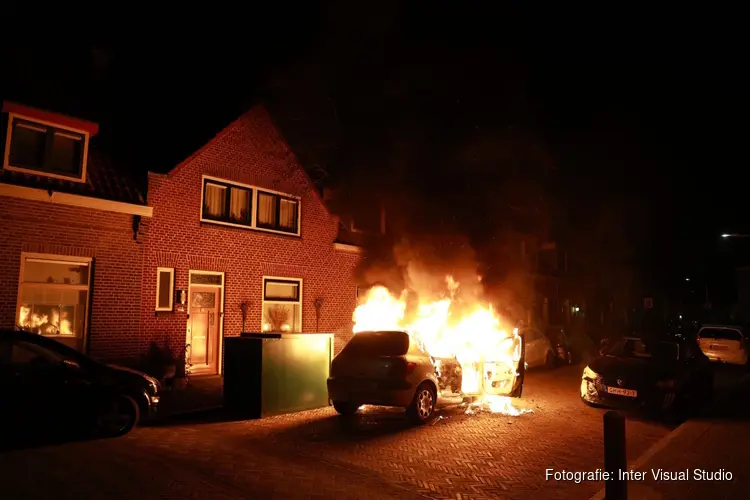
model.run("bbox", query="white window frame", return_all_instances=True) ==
[261,276,303,333]
[15,252,93,342]
[3,112,91,183]
[155,267,175,312]
[199,175,301,237]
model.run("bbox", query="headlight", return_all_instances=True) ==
[583,366,599,379]
[145,375,160,393]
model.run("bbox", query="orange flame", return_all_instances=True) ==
[353,276,531,415]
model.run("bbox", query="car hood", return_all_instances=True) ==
[589,356,675,386]
[106,364,156,386]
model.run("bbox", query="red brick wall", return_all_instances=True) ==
[141,107,360,363]
[0,197,143,360]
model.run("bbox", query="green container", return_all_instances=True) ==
[224,333,333,418]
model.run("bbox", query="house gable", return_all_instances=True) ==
[148,105,338,246]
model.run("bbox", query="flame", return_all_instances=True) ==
[18,305,74,336]
[353,276,531,416]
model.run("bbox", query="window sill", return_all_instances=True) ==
[200,218,301,238]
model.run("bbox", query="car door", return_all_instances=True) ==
[7,339,89,433]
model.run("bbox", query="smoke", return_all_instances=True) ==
[356,228,537,326]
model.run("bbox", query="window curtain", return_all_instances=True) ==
[204,184,226,217]
[279,199,297,229]
[229,187,250,222]
[258,193,277,225]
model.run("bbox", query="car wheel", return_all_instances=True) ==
[407,382,436,424]
[332,401,361,416]
[96,394,139,438]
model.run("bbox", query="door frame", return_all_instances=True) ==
[186,270,225,375]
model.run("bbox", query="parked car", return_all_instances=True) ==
[696,324,748,366]
[520,327,556,368]
[0,329,160,440]
[327,330,525,424]
[545,326,575,365]
[581,336,714,415]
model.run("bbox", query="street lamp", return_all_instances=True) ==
[722,233,750,238]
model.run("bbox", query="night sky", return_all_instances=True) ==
[1,4,746,298]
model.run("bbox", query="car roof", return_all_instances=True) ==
[700,324,744,330]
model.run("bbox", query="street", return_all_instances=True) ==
[0,364,681,500]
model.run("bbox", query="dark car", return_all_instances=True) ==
[328,330,525,424]
[580,336,713,415]
[0,330,160,439]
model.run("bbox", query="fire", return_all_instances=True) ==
[18,306,74,336]
[353,276,531,416]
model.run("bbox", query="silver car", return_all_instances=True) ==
[327,330,525,424]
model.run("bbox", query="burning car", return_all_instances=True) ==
[327,279,528,423]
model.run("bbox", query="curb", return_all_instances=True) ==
[588,370,750,500]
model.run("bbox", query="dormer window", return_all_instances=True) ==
[2,102,96,184]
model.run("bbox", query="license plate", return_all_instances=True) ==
[710,345,728,351]
[606,387,637,398]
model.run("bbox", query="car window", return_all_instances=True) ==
[605,338,680,361]
[343,331,411,356]
[11,341,65,366]
[699,328,743,341]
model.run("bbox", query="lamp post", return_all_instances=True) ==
[722,233,750,238]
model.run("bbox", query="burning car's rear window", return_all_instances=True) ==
[700,328,743,341]
[343,331,411,356]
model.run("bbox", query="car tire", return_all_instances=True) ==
[406,382,437,424]
[96,394,140,438]
[332,401,361,416]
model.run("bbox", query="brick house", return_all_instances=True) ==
[140,105,361,375]
[0,101,152,358]
[1,101,362,373]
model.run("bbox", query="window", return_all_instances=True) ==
[4,115,87,181]
[16,255,92,340]
[155,268,175,311]
[261,277,302,333]
[200,176,301,236]
[257,191,299,234]
[201,178,253,226]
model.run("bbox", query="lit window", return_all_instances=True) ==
[201,179,252,225]
[257,191,299,234]
[261,278,302,332]
[16,255,92,352]
[5,117,86,181]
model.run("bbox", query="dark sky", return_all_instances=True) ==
[1,3,747,290]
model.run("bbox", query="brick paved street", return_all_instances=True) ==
[0,365,673,500]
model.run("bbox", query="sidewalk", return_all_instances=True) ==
[592,371,750,500]
[153,375,223,420]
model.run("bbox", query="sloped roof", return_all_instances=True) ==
[0,144,147,206]
[1,102,146,206]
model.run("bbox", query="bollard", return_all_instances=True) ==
[603,411,627,500]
